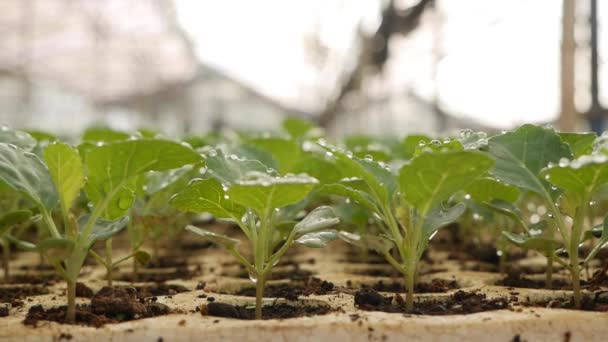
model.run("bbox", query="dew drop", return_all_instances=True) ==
[207,149,217,157]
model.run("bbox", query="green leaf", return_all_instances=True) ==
[293,206,340,235]
[43,143,84,214]
[485,199,526,229]
[185,225,240,249]
[422,203,465,238]
[246,137,301,173]
[0,126,36,151]
[541,154,608,197]
[0,210,32,236]
[318,183,378,213]
[291,153,342,184]
[78,215,129,245]
[38,238,75,262]
[559,132,596,158]
[457,129,489,150]
[26,130,58,143]
[399,151,494,214]
[170,177,245,219]
[0,143,58,210]
[465,177,520,203]
[502,231,558,254]
[84,139,202,219]
[414,139,463,157]
[82,127,130,143]
[488,124,572,198]
[227,172,317,218]
[295,230,337,248]
[403,135,431,159]
[338,231,393,254]
[319,143,397,204]
[206,149,269,185]
[145,165,195,195]
[282,117,317,138]
[134,250,151,266]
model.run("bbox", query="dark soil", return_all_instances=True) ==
[115,265,200,282]
[75,282,94,298]
[4,273,61,285]
[135,283,190,298]
[532,292,608,312]
[226,268,315,281]
[363,279,458,294]
[231,278,335,301]
[347,267,448,278]
[354,288,510,315]
[496,272,569,289]
[202,302,331,320]
[18,264,55,271]
[145,256,188,269]
[0,285,49,306]
[24,286,170,327]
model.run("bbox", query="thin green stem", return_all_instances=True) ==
[255,274,266,320]
[1,239,10,282]
[66,280,76,324]
[105,239,113,287]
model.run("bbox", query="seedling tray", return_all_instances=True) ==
[1,236,607,342]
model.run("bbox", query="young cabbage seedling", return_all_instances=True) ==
[170,150,340,319]
[0,209,32,281]
[319,141,493,310]
[0,138,201,323]
[488,125,604,307]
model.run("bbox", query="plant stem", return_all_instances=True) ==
[405,260,416,311]
[1,239,10,282]
[546,253,554,289]
[105,239,113,287]
[571,266,581,308]
[132,256,139,283]
[66,280,76,324]
[255,274,266,320]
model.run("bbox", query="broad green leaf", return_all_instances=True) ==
[145,165,195,195]
[422,203,465,238]
[82,127,130,143]
[0,210,32,236]
[319,143,397,203]
[84,139,202,219]
[38,238,75,262]
[399,151,493,214]
[502,231,558,254]
[0,143,58,210]
[0,126,36,151]
[228,144,278,171]
[295,230,337,248]
[318,183,378,214]
[43,143,84,214]
[414,139,463,157]
[227,172,317,218]
[246,137,301,173]
[134,250,151,266]
[338,231,393,254]
[488,124,572,198]
[559,132,596,158]
[185,225,240,249]
[291,153,342,184]
[26,130,58,143]
[403,135,431,159]
[465,177,520,203]
[78,215,129,245]
[293,206,340,235]
[541,154,608,197]
[345,135,392,161]
[170,177,245,219]
[282,117,317,138]
[485,199,526,230]
[206,149,269,185]
[457,129,489,150]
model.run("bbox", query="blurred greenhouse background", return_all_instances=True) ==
[0,0,606,137]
